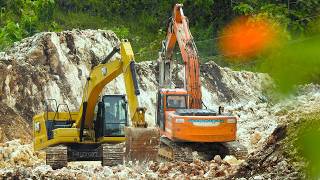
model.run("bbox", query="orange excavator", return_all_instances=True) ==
[156,4,247,161]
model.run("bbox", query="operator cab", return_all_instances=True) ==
[156,89,188,130]
[95,95,128,138]
[156,89,219,131]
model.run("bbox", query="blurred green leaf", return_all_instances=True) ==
[259,36,320,93]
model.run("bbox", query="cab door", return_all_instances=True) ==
[156,91,165,130]
[102,95,128,137]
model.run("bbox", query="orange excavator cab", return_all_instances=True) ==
[157,89,237,143]
[156,89,188,131]
[156,4,247,161]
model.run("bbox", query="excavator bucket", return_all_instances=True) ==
[125,127,160,162]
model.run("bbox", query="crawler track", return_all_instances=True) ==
[102,143,125,166]
[158,137,248,162]
[158,137,193,162]
[46,145,68,170]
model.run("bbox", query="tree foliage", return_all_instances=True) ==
[0,0,319,61]
[0,0,59,50]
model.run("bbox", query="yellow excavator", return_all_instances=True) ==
[33,40,159,169]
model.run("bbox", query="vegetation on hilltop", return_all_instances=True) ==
[0,0,319,62]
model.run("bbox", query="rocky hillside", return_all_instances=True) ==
[0,29,271,148]
[0,30,119,142]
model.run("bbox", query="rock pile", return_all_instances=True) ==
[0,154,244,179]
[234,125,302,180]
[150,155,243,179]
[0,139,45,168]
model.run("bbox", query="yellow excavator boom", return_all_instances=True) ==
[75,40,148,135]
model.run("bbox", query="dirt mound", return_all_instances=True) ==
[0,102,31,143]
[233,84,320,179]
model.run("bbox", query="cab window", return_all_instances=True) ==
[166,95,186,109]
[103,96,127,136]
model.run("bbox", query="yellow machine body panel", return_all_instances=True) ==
[33,112,78,150]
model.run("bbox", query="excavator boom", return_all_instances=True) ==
[160,4,202,108]
[76,41,149,140]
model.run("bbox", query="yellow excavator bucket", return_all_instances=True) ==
[125,127,160,162]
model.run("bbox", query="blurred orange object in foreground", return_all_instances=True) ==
[219,16,276,61]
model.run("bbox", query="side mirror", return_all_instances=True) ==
[218,106,224,115]
[121,96,128,104]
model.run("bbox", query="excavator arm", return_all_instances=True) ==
[159,4,202,109]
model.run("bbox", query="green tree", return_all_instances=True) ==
[0,21,23,49]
